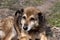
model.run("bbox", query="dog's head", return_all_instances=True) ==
[15,7,45,31]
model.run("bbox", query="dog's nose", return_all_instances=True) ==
[23,26,28,30]
[23,24,28,30]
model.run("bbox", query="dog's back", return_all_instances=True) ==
[0,16,16,40]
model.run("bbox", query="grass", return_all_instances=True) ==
[23,0,42,6]
[35,0,42,3]
[47,12,60,27]
[0,0,42,10]
[0,0,19,9]
[47,2,60,27]
[0,0,42,7]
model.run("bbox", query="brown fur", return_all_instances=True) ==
[15,7,47,40]
[0,16,16,40]
[24,7,40,17]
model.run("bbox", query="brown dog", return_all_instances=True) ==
[0,16,16,40]
[15,7,47,40]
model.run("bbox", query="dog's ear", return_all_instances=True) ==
[15,8,24,26]
[15,8,24,16]
[37,12,45,24]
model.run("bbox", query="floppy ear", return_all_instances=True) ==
[38,12,45,24]
[14,9,24,33]
[15,8,24,26]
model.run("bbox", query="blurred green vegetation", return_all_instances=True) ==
[0,0,18,8]
[0,0,42,10]
[0,0,20,10]
[47,2,60,27]
[22,0,42,6]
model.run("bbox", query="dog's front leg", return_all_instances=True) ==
[39,31,47,40]
[19,32,29,40]
[3,27,16,40]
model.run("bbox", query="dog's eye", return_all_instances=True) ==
[30,18,35,21]
[22,16,26,19]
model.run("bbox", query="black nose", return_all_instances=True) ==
[23,26,28,30]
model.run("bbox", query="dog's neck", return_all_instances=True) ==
[29,29,40,34]
[28,27,41,34]
[28,25,45,35]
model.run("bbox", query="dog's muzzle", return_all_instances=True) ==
[23,26,28,30]
[23,24,28,30]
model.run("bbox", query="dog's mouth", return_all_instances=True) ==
[22,25,39,32]
[22,25,33,32]
[23,26,40,34]
[22,22,39,32]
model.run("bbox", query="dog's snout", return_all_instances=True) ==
[23,24,28,30]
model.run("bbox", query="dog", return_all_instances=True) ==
[0,16,16,40]
[15,7,47,40]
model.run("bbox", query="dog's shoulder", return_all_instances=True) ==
[0,16,14,30]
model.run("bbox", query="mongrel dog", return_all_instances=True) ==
[0,16,16,40]
[15,7,47,40]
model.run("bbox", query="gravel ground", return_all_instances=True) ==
[47,27,60,40]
